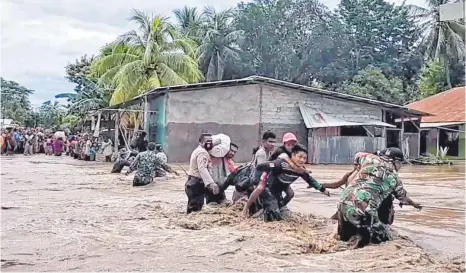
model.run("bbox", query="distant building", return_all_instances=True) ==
[407,87,465,159]
[103,76,426,163]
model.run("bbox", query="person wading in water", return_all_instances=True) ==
[185,133,220,214]
[246,144,330,220]
[224,132,276,214]
[135,131,148,152]
[126,142,178,186]
[243,132,325,216]
[326,149,397,225]
[337,147,422,248]
[210,143,239,205]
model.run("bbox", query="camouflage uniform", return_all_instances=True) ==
[338,155,407,245]
[129,150,172,186]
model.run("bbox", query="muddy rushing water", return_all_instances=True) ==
[1,155,465,271]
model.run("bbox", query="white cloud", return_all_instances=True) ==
[1,0,427,106]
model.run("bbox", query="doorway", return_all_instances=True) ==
[439,127,460,156]
[386,129,401,148]
[420,130,427,155]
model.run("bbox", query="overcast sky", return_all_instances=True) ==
[1,0,426,107]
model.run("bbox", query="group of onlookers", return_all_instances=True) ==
[0,127,117,161]
[0,127,64,156]
[67,134,113,161]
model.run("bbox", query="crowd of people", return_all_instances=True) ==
[1,126,423,249]
[0,127,115,161]
[0,127,65,156]
[100,129,423,248]
[179,131,423,249]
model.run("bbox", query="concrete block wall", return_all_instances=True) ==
[260,84,383,148]
[164,84,261,162]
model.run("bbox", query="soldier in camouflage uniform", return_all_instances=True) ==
[126,142,178,186]
[328,150,397,225]
[337,147,422,248]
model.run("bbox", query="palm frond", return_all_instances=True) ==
[91,53,141,77]
[55,93,77,99]
[117,30,145,47]
[448,21,466,41]
[97,65,123,86]
[128,9,153,41]
[157,63,189,85]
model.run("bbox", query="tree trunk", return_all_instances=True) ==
[444,57,452,89]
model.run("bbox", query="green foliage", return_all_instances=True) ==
[234,0,337,83]
[197,7,243,81]
[60,115,81,130]
[55,0,464,114]
[38,100,67,129]
[91,9,203,106]
[0,77,34,125]
[338,0,424,92]
[418,60,449,98]
[408,0,465,88]
[341,66,409,105]
[64,55,97,94]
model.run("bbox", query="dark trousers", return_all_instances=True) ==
[205,189,226,204]
[185,176,205,214]
[378,195,395,225]
[185,176,226,214]
[105,155,112,162]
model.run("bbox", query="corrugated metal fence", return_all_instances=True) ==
[309,136,386,164]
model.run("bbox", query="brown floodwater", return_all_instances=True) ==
[1,155,465,271]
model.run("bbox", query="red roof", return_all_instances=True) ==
[407,87,465,123]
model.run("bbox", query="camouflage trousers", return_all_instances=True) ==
[133,175,153,187]
[338,203,392,247]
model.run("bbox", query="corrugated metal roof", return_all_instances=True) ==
[298,103,395,129]
[101,75,429,117]
[407,87,465,123]
[420,121,465,128]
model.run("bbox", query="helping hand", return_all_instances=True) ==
[398,200,407,208]
[322,188,330,197]
[242,207,250,218]
[209,183,220,195]
[412,202,422,210]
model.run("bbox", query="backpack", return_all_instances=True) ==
[229,152,263,193]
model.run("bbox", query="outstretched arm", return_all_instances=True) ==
[155,154,177,175]
[126,154,140,175]
[392,173,422,210]
[243,172,267,216]
[321,170,355,189]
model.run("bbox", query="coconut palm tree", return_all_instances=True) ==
[56,78,111,115]
[174,6,203,38]
[196,7,244,81]
[408,0,465,88]
[91,9,203,106]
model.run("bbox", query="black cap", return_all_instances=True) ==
[382,147,405,162]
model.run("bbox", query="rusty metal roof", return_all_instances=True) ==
[298,103,395,128]
[407,87,465,123]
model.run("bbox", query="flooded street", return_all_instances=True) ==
[1,155,465,271]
